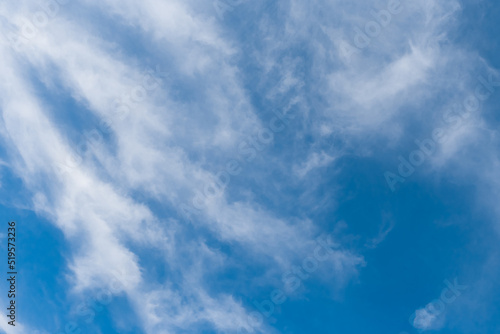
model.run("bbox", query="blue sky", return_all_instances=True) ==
[0,0,500,333]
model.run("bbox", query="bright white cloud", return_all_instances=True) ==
[1,0,497,333]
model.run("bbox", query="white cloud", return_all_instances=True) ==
[294,151,336,178]
[412,303,445,331]
[0,1,367,333]
[4,0,495,333]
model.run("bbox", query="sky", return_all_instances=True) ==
[0,0,499,333]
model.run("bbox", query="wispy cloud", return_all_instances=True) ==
[0,0,499,333]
